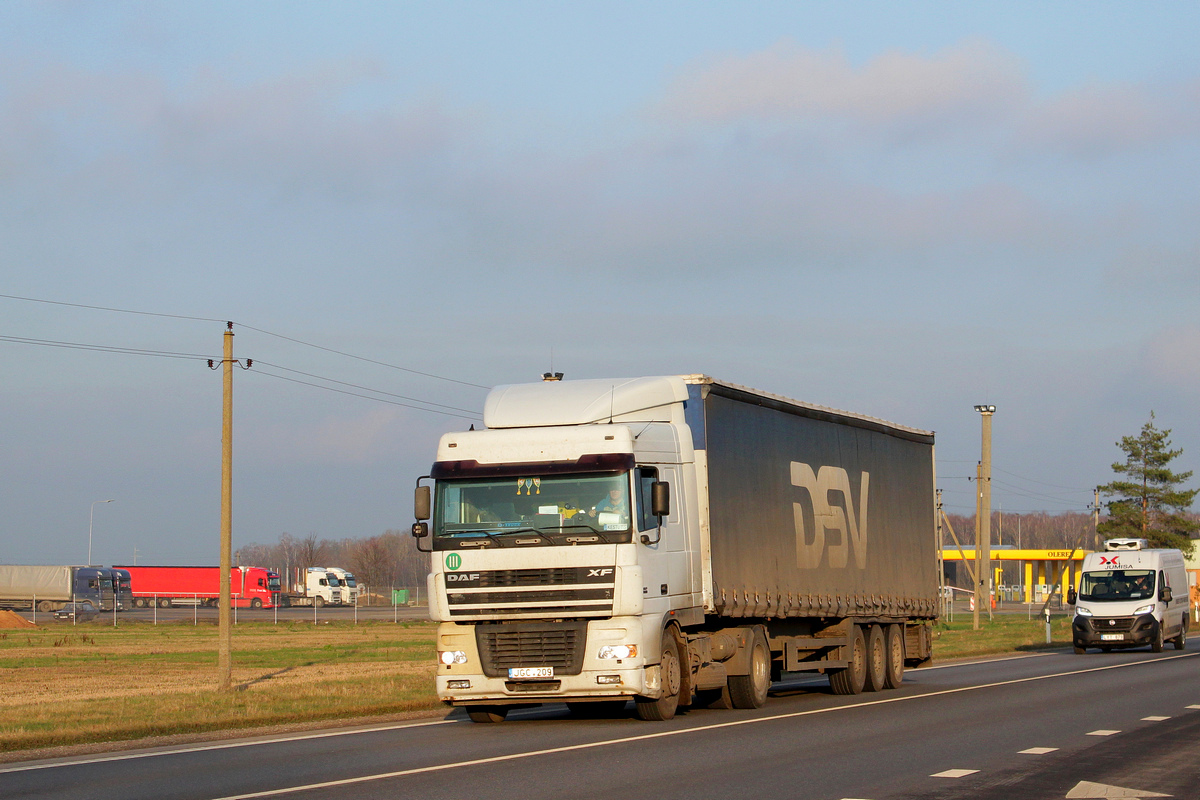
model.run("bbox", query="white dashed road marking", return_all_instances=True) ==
[1086,729,1121,736]
[1065,780,1171,798]
[930,769,979,778]
[1019,746,1058,754]
[1141,716,1169,721]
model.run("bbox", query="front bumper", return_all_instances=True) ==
[1073,614,1159,648]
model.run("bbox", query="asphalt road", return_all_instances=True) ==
[4,648,1199,800]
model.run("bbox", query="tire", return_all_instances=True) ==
[1173,618,1187,651]
[728,629,771,709]
[883,624,905,689]
[38,600,54,613]
[635,628,682,721]
[158,598,171,608]
[250,598,262,609]
[1073,645,1087,654]
[1100,646,1112,653]
[466,706,508,723]
[863,625,887,693]
[1151,622,1164,653]
[829,625,867,696]
[314,596,325,608]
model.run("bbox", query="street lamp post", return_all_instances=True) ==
[88,499,114,566]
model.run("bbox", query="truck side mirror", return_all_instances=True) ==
[415,485,431,521]
[651,481,670,519]
[1067,588,1077,605]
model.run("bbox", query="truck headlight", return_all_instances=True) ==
[439,650,468,665]
[1134,604,1156,616]
[1076,607,1092,617]
[598,645,637,659]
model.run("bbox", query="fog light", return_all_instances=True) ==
[597,675,622,685]
[447,679,471,690]
[439,650,468,665]
[598,645,637,659]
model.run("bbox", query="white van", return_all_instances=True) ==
[1069,538,1189,653]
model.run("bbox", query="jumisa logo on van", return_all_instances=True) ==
[791,462,869,570]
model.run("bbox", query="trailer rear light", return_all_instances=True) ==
[447,680,471,690]
[596,675,622,685]
[598,645,637,660]
[439,650,468,666]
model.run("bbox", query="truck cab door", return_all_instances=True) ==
[636,466,688,603]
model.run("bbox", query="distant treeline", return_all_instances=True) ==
[235,531,425,601]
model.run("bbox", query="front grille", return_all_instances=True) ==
[1093,618,1135,632]
[446,566,615,619]
[476,621,587,677]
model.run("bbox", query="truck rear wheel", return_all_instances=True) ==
[466,706,508,723]
[728,629,770,709]
[829,625,866,695]
[863,625,887,692]
[635,629,682,721]
[38,600,54,613]
[883,624,905,689]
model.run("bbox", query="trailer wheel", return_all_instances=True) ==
[38,600,54,613]
[635,628,682,721]
[250,598,262,609]
[728,629,770,709]
[158,598,171,608]
[863,625,887,692]
[883,624,905,689]
[829,625,866,695]
[466,706,508,723]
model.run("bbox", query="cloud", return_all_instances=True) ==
[655,38,1027,129]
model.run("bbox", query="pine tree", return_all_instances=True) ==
[1097,412,1198,556]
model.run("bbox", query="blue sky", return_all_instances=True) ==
[2,2,1198,566]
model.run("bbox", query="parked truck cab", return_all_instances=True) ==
[414,375,937,722]
[1070,538,1189,653]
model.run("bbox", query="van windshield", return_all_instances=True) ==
[1078,570,1155,602]
[433,472,631,549]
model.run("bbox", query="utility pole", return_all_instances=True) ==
[1089,488,1101,550]
[209,322,251,691]
[218,323,234,691]
[974,405,995,628]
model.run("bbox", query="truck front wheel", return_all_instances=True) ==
[728,629,770,709]
[466,706,508,723]
[251,598,262,609]
[829,625,866,695]
[635,629,682,721]
[314,596,324,608]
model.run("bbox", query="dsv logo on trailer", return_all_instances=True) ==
[790,462,869,570]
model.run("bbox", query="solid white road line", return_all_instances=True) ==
[203,652,1199,800]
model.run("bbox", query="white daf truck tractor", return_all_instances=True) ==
[412,375,938,723]
[1069,538,1189,654]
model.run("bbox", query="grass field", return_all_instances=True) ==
[0,614,1077,754]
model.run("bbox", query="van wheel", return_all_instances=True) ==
[1173,620,1187,651]
[728,629,770,709]
[883,624,905,688]
[829,625,867,695]
[635,629,682,721]
[863,625,887,692]
[1073,645,1086,654]
[1151,623,1165,653]
[466,706,508,723]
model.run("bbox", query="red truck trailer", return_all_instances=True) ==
[113,565,280,609]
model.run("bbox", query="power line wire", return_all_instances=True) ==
[250,367,481,421]
[0,334,213,361]
[252,360,478,415]
[0,293,223,323]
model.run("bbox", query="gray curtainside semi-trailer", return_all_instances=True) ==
[413,375,938,722]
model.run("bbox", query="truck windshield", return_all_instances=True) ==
[1078,570,1155,602]
[434,472,632,549]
